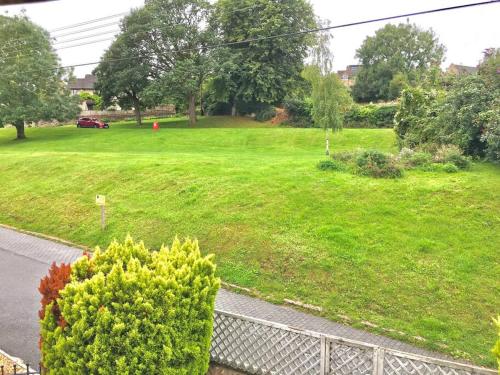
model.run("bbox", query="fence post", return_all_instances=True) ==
[320,336,327,375]
[373,347,385,375]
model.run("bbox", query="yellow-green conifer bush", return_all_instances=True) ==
[40,236,220,374]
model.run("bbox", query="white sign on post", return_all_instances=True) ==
[96,195,106,206]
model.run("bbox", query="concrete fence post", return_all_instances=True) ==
[373,347,385,375]
[320,336,328,375]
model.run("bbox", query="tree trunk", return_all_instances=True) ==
[188,94,197,125]
[15,120,26,140]
[231,100,237,117]
[325,128,330,156]
[200,84,204,116]
[133,97,142,127]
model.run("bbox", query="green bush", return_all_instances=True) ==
[480,107,500,162]
[433,145,470,169]
[332,150,360,163]
[317,159,344,171]
[41,236,220,374]
[398,148,432,168]
[410,152,433,167]
[356,150,403,178]
[78,92,103,110]
[394,87,444,148]
[442,163,459,173]
[344,104,397,128]
[255,106,276,122]
[283,98,314,127]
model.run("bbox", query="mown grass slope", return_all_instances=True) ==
[0,116,498,366]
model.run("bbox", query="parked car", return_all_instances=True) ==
[76,117,109,129]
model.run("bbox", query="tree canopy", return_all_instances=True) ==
[138,0,216,125]
[352,23,445,102]
[211,0,317,113]
[0,15,79,139]
[94,10,155,126]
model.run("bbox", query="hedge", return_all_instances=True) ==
[344,103,397,128]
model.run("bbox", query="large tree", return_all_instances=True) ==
[352,23,445,102]
[0,15,79,139]
[93,10,155,127]
[138,0,215,125]
[211,0,317,115]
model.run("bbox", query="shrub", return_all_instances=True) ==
[356,150,403,178]
[38,262,72,328]
[317,159,344,171]
[394,87,444,148]
[410,152,433,167]
[332,150,360,163]
[433,145,470,169]
[398,148,432,168]
[255,106,276,122]
[41,236,220,374]
[442,163,459,173]
[480,107,500,162]
[283,98,314,127]
[344,104,397,128]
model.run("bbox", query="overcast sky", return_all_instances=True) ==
[2,0,499,77]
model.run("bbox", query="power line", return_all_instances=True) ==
[51,21,121,38]
[2,0,499,76]
[49,12,127,33]
[52,29,120,45]
[58,0,500,69]
[55,37,118,51]
[0,22,121,55]
[1,3,263,55]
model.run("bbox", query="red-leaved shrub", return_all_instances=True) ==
[38,262,72,327]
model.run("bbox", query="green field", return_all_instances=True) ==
[0,116,499,366]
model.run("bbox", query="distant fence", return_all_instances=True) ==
[211,310,496,375]
[80,105,176,121]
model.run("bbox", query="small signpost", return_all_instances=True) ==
[96,195,106,230]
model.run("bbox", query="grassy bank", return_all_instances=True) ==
[0,116,498,366]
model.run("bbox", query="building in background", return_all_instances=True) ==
[446,64,478,75]
[337,65,361,87]
[68,74,97,96]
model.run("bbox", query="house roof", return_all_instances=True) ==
[447,64,478,74]
[68,74,97,90]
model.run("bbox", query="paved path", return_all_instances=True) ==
[0,226,449,367]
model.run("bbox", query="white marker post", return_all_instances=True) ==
[96,195,106,230]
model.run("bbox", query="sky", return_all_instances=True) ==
[1,0,499,77]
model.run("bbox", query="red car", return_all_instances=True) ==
[76,117,109,129]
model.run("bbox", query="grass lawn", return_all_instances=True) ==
[0,116,499,366]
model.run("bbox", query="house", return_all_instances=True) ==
[446,64,478,75]
[337,65,361,87]
[68,74,97,95]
